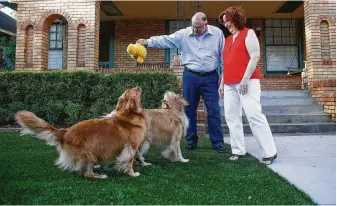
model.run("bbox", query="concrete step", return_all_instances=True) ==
[220,113,332,124]
[218,97,317,107]
[260,97,315,106]
[219,105,324,115]
[215,123,336,134]
[260,105,324,114]
[261,90,310,98]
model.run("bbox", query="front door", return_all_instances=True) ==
[99,21,115,69]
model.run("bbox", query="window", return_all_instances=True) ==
[77,24,86,67]
[167,20,191,67]
[265,19,299,73]
[49,20,64,50]
[25,25,34,66]
[48,19,65,69]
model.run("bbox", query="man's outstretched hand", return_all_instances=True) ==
[136,39,148,46]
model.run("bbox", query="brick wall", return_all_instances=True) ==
[114,19,166,68]
[14,0,100,70]
[261,75,302,90]
[311,79,336,121]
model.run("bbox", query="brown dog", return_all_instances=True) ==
[15,87,146,179]
[104,91,189,166]
[139,91,190,165]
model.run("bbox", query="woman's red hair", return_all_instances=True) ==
[218,6,246,31]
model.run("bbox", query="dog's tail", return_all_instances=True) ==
[15,111,65,146]
[114,144,136,173]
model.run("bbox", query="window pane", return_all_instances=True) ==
[266,46,298,72]
[291,19,297,27]
[266,37,273,44]
[57,25,63,41]
[273,19,281,27]
[265,19,273,27]
[290,28,297,37]
[274,37,281,44]
[50,25,56,32]
[265,28,273,36]
[56,31,61,41]
[50,32,56,40]
[289,37,297,44]
[50,40,56,49]
[282,19,289,27]
[274,28,281,36]
[282,37,290,44]
[56,40,63,49]
[282,28,289,37]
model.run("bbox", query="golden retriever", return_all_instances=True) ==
[104,91,190,166]
[15,87,146,179]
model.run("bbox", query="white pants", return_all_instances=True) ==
[223,79,277,158]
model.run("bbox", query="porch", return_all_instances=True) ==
[98,1,306,79]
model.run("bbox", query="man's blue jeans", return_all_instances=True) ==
[182,70,224,148]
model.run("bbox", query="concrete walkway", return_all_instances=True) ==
[224,134,336,205]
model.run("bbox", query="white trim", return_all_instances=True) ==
[0,28,16,36]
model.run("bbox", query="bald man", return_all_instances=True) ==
[137,12,225,153]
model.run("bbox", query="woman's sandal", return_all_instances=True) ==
[261,154,277,165]
[229,154,246,161]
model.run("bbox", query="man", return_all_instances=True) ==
[137,12,225,153]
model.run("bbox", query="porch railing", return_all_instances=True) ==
[97,62,172,73]
[136,62,170,69]
[99,61,110,69]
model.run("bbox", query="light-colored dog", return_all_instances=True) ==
[15,87,147,179]
[105,91,190,166]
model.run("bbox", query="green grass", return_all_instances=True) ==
[0,132,315,205]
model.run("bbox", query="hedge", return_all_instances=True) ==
[0,71,179,127]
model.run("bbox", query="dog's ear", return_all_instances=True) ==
[135,86,142,93]
[182,99,189,106]
[115,98,124,111]
[177,94,189,106]
[126,97,140,113]
[116,89,131,111]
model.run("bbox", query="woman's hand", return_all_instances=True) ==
[218,86,224,98]
[238,79,248,95]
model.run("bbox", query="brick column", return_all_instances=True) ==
[304,1,336,120]
[304,0,336,88]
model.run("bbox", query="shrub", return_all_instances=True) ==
[0,35,16,71]
[0,71,179,127]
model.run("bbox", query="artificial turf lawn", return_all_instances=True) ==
[0,132,315,205]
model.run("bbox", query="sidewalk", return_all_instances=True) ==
[224,134,336,205]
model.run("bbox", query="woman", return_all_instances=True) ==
[218,6,277,165]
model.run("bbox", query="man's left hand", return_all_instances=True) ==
[238,80,248,95]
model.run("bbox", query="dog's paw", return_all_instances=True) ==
[133,172,140,177]
[98,174,108,179]
[93,165,101,169]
